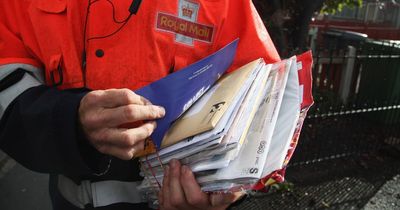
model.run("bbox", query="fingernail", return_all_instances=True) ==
[181,165,188,174]
[170,159,178,168]
[151,121,157,129]
[158,106,166,116]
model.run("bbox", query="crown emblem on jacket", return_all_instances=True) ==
[182,5,194,18]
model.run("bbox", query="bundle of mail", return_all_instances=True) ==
[135,40,314,205]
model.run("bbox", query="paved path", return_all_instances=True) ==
[1,149,399,210]
[0,151,51,210]
[363,175,400,210]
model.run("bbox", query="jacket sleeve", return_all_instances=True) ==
[217,0,281,71]
[0,2,110,177]
[0,85,111,177]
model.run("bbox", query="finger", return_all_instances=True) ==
[141,97,152,105]
[180,165,210,208]
[94,89,150,108]
[161,166,176,210]
[168,159,191,209]
[101,104,165,127]
[209,191,245,207]
[96,140,144,160]
[99,121,156,147]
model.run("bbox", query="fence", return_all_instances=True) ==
[290,39,400,166]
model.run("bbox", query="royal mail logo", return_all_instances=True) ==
[157,12,214,43]
[182,5,194,18]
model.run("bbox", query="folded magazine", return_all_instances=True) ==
[134,41,314,207]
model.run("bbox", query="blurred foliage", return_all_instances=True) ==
[322,0,363,14]
[252,0,366,56]
[270,180,294,192]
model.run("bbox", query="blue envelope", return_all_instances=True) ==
[136,39,239,148]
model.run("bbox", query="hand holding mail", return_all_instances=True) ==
[79,88,165,160]
[159,159,244,210]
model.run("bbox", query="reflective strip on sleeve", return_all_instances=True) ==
[57,175,144,209]
[0,64,44,119]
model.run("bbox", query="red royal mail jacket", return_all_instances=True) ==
[0,1,279,209]
[0,0,279,90]
[0,1,279,208]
